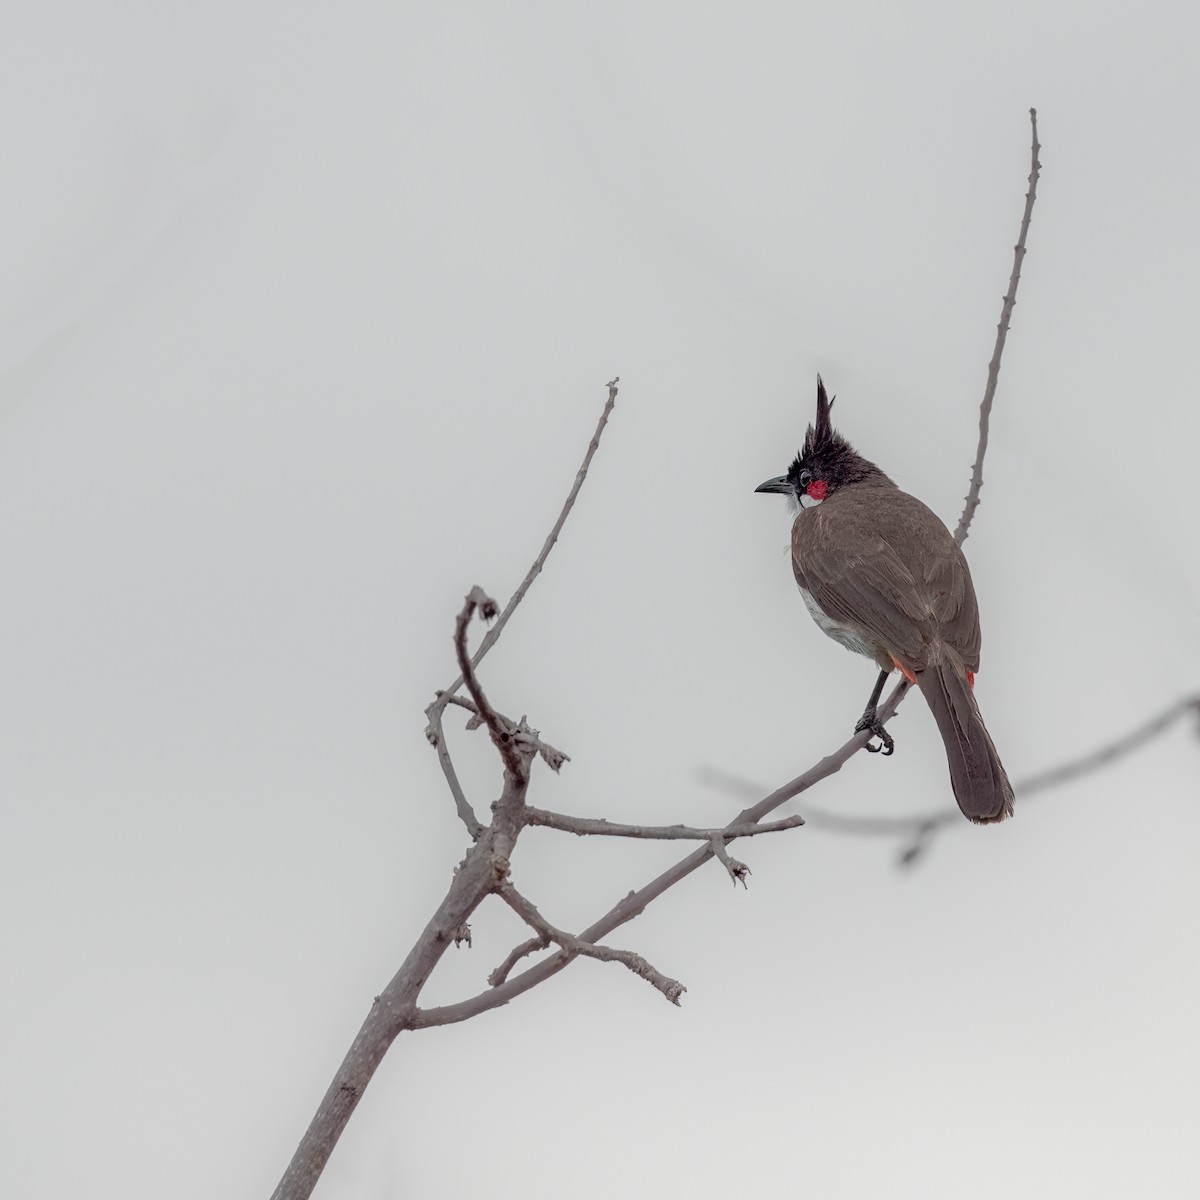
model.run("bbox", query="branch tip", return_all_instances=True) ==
[466,586,499,622]
[710,835,751,887]
[952,108,1041,547]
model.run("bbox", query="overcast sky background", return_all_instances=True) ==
[3,4,1199,1198]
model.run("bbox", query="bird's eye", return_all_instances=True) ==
[799,469,812,488]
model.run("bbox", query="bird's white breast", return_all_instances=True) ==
[797,585,877,659]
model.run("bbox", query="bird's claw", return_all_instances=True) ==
[854,712,895,756]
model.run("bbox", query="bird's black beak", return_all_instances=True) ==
[755,475,791,495]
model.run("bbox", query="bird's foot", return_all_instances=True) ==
[854,709,895,756]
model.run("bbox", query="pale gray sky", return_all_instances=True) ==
[2,4,1198,1198]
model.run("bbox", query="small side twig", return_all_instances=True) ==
[488,934,549,987]
[497,883,685,1006]
[954,107,1041,546]
[424,707,484,840]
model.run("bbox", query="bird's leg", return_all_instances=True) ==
[854,669,894,755]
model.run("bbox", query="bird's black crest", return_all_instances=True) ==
[788,375,889,492]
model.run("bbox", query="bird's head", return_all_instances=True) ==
[755,376,885,512]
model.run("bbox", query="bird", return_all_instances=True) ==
[755,377,1013,824]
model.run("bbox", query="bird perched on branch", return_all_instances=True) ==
[755,378,1013,824]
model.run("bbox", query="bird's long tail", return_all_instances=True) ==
[917,663,1014,824]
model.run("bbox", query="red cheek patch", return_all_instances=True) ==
[806,479,828,501]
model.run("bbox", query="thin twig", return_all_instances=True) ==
[523,807,805,840]
[424,707,484,840]
[427,378,620,723]
[953,108,1041,546]
[497,883,685,1005]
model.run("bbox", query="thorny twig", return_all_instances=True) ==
[954,107,1041,546]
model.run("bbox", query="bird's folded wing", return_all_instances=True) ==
[795,534,934,665]
[792,497,981,670]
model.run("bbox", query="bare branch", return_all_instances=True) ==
[454,587,524,775]
[495,883,685,1006]
[523,806,805,840]
[954,108,1041,546]
[418,679,912,1028]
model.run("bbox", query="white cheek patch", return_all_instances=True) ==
[798,492,824,509]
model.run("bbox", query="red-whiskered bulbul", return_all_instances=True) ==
[756,377,1013,824]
